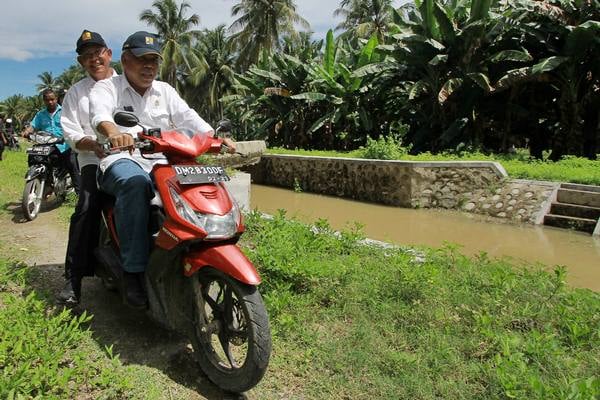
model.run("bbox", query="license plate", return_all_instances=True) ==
[173,165,230,184]
[27,146,52,155]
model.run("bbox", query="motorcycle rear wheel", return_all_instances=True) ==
[22,178,44,221]
[190,267,271,393]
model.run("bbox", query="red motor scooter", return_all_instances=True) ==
[94,112,271,393]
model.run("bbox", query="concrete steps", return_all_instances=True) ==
[544,184,600,234]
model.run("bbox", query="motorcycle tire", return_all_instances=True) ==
[190,267,271,393]
[21,178,44,221]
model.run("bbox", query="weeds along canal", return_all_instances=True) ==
[251,184,600,291]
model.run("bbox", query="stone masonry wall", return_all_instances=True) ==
[245,154,559,224]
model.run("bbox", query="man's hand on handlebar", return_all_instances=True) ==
[76,137,108,158]
[108,133,135,154]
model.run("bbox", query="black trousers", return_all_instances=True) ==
[64,165,101,286]
[60,149,81,195]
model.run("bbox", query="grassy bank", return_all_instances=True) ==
[1,145,598,398]
[0,260,130,398]
[243,212,599,399]
[267,147,600,186]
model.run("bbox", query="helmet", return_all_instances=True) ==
[5,118,12,123]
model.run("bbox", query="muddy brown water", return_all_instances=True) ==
[251,184,600,292]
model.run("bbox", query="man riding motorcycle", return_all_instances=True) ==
[89,31,235,308]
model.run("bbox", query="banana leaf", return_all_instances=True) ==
[409,80,431,99]
[531,57,569,74]
[324,29,336,77]
[290,92,327,102]
[249,67,282,82]
[438,78,464,103]
[489,49,533,63]
[467,73,493,92]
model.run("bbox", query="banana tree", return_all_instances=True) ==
[364,0,512,152]
[493,0,600,159]
[289,29,380,149]
[224,51,316,146]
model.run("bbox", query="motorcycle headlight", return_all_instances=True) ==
[169,187,240,239]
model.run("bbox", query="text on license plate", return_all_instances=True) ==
[27,146,51,155]
[173,165,230,184]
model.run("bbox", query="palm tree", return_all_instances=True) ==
[0,95,25,129]
[229,0,310,69]
[334,0,394,42]
[0,94,43,131]
[56,64,86,92]
[139,0,202,88]
[184,25,238,122]
[281,31,323,62]
[35,71,60,93]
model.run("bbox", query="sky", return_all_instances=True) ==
[0,0,403,100]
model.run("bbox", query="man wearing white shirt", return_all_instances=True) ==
[59,30,116,305]
[89,31,235,308]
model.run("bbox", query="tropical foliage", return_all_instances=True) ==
[229,0,309,68]
[1,0,599,159]
[140,0,202,89]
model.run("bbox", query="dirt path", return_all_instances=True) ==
[0,200,246,400]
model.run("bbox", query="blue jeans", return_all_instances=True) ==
[98,159,154,273]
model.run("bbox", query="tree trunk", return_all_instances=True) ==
[582,95,599,160]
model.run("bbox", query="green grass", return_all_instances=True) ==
[244,211,600,399]
[267,147,600,186]
[0,259,132,399]
[1,145,598,398]
[0,149,28,215]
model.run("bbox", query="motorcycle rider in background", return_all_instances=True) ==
[23,89,81,195]
[58,30,117,305]
[4,118,18,150]
[89,31,236,308]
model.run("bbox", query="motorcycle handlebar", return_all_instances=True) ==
[101,132,229,156]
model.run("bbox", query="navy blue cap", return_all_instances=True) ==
[122,31,162,57]
[76,30,107,54]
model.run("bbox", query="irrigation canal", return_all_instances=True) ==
[251,184,600,291]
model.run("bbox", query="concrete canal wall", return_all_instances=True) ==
[244,154,560,225]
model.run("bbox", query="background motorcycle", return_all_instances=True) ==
[22,132,71,220]
[94,113,272,393]
[5,119,20,150]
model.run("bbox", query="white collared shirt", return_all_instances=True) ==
[61,70,118,168]
[89,75,213,173]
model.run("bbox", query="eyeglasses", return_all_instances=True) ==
[134,54,161,66]
[78,47,108,61]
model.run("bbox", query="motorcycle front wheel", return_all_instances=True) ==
[190,267,271,393]
[21,178,44,221]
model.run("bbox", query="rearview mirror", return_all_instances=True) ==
[114,111,140,128]
[217,119,232,133]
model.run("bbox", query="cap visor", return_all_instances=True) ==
[129,48,162,58]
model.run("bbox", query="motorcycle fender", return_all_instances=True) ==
[25,165,46,181]
[183,244,261,285]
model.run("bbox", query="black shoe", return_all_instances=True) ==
[122,272,148,310]
[57,280,80,306]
